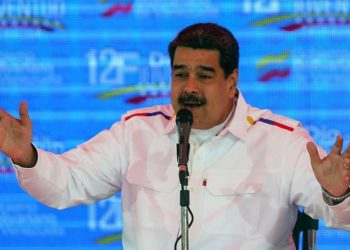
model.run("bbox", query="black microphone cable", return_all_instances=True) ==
[174,191,194,250]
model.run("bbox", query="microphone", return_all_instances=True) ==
[176,108,193,168]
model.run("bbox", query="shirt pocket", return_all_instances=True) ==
[124,162,179,230]
[126,156,179,192]
[200,169,263,235]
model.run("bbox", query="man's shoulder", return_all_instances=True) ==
[246,107,312,150]
[247,106,301,133]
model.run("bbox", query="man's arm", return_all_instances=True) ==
[1,102,123,209]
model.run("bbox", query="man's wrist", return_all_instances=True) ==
[322,187,350,206]
[12,144,38,168]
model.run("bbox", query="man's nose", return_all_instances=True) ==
[184,76,199,93]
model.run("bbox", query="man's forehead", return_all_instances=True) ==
[173,47,220,65]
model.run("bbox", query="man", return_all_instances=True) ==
[0,23,350,249]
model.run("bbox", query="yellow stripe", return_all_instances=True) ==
[247,116,256,125]
[257,51,289,69]
[251,14,299,26]
[98,86,142,99]
[96,233,122,244]
[97,83,170,99]
[251,13,350,27]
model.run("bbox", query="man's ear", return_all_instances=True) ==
[228,69,238,97]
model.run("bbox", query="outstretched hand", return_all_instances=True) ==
[0,102,36,167]
[307,135,350,197]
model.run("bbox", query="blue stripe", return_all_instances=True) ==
[147,111,171,120]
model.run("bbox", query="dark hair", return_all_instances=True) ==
[168,23,239,78]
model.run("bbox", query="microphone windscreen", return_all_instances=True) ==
[176,109,193,125]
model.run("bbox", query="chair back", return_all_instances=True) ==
[292,210,319,250]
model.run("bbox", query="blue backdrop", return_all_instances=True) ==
[1,0,350,249]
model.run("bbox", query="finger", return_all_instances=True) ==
[19,102,31,127]
[307,141,322,166]
[343,142,350,157]
[343,175,350,186]
[330,135,343,155]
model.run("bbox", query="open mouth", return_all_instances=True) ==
[182,102,204,108]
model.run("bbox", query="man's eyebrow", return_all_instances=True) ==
[172,64,215,73]
[172,64,187,70]
[197,65,215,73]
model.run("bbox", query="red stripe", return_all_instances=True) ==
[125,112,148,121]
[259,69,290,82]
[272,121,294,131]
[179,165,187,171]
[124,111,171,121]
[102,3,132,17]
[281,20,350,32]
[281,23,304,31]
[258,118,294,132]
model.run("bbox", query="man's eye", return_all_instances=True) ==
[198,74,212,79]
[174,73,188,78]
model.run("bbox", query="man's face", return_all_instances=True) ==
[171,47,238,129]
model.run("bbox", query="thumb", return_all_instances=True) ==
[307,141,321,167]
[19,102,31,127]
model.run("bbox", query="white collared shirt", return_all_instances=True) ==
[14,92,350,250]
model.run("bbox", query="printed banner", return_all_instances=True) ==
[1,0,350,249]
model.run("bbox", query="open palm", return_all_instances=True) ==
[307,135,350,197]
[0,102,35,167]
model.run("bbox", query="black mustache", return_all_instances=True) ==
[178,93,207,107]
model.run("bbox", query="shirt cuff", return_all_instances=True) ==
[322,187,350,206]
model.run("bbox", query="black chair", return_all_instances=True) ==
[293,210,319,250]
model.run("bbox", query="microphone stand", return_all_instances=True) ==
[177,144,190,250]
[176,108,193,250]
